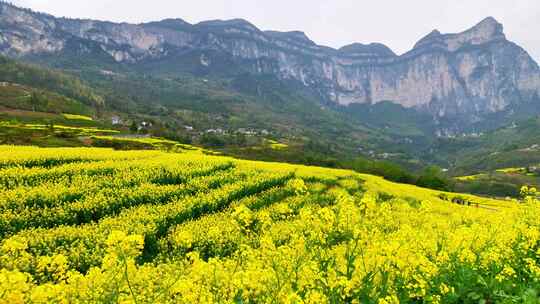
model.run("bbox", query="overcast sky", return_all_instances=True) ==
[10,0,540,61]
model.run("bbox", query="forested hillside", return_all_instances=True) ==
[0,56,104,112]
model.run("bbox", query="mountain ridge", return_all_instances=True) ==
[0,1,539,133]
[0,2,521,58]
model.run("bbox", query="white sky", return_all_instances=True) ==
[9,0,540,61]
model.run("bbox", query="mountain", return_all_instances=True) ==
[0,3,539,133]
[0,55,104,111]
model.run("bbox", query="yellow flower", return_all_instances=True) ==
[232,204,254,230]
[378,295,400,304]
[304,290,327,304]
[287,178,307,195]
[496,265,517,282]
[439,283,453,295]
[36,254,69,282]
[0,269,32,304]
[1,237,28,254]
[173,230,193,250]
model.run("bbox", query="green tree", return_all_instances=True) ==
[129,121,138,133]
[30,92,48,112]
[200,133,226,147]
[416,166,452,191]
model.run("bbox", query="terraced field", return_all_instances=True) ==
[0,146,539,303]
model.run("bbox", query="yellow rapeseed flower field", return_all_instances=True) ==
[0,145,538,303]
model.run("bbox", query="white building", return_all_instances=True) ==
[111,115,122,125]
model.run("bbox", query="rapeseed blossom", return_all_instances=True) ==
[0,146,538,303]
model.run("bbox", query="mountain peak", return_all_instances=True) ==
[475,16,500,28]
[144,18,191,29]
[338,43,396,58]
[265,30,315,46]
[425,29,442,38]
[159,18,190,25]
[413,30,445,49]
[414,17,506,51]
[466,16,504,38]
[196,18,259,31]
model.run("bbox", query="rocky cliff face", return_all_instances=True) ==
[0,2,539,125]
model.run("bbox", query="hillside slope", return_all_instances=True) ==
[0,56,104,112]
[0,82,94,116]
[435,115,540,173]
